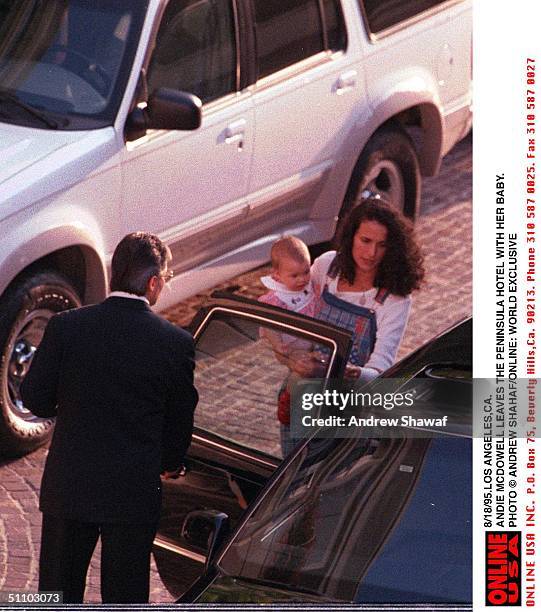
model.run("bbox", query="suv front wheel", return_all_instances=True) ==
[0,272,81,456]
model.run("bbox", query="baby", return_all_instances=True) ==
[258,235,317,317]
[259,237,319,454]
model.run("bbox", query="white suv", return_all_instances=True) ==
[0,0,471,454]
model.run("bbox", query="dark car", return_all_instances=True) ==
[153,295,472,604]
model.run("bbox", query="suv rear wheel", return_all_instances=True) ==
[341,125,421,225]
[0,272,81,456]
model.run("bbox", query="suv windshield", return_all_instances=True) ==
[0,0,148,130]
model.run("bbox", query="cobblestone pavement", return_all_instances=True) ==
[0,135,471,603]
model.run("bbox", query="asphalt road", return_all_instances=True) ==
[0,134,472,603]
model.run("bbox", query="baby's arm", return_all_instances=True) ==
[258,292,289,360]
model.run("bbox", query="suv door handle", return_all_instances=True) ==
[224,119,246,145]
[335,70,357,94]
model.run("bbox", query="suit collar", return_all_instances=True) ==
[103,296,152,311]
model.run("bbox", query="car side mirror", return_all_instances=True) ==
[182,510,230,572]
[126,88,202,140]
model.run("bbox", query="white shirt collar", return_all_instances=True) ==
[260,275,315,311]
[260,275,313,295]
[109,291,150,305]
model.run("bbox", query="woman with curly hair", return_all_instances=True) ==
[311,196,424,381]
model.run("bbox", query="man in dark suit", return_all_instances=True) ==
[21,232,198,604]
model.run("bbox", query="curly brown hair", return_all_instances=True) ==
[331,198,424,296]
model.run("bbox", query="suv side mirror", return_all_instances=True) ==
[126,88,202,139]
[182,510,230,571]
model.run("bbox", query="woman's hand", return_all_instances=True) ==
[344,363,362,380]
[161,464,187,479]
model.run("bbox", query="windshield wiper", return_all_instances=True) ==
[0,91,59,129]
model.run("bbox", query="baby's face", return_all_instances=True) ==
[273,257,311,291]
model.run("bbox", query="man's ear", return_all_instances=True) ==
[145,275,158,295]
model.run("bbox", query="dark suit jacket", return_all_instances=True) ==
[20,297,198,524]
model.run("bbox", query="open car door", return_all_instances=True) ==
[153,295,352,598]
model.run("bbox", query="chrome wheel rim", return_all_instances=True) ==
[360,160,405,210]
[6,309,55,421]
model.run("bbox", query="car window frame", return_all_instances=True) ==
[190,298,352,461]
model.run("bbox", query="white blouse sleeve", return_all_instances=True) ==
[310,251,336,292]
[360,295,412,381]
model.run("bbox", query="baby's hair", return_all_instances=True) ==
[270,236,310,269]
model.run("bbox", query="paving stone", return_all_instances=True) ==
[8,491,37,501]
[3,580,29,589]
[2,483,32,492]
[4,559,31,569]
[0,508,21,516]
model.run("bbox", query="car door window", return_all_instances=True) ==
[323,0,348,51]
[253,0,325,79]
[147,0,236,103]
[359,0,449,35]
[217,435,471,603]
[194,310,337,459]
[218,437,412,589]
[252,0,346,80]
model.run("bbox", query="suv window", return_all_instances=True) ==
[359,0,449,35]
[148,0,236,103]
[253,0,346,79]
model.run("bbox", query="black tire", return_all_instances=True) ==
[0,272,81,457]
[340,125,421,228]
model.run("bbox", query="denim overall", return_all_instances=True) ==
[280,268,390,458]
[317,271,390,366]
